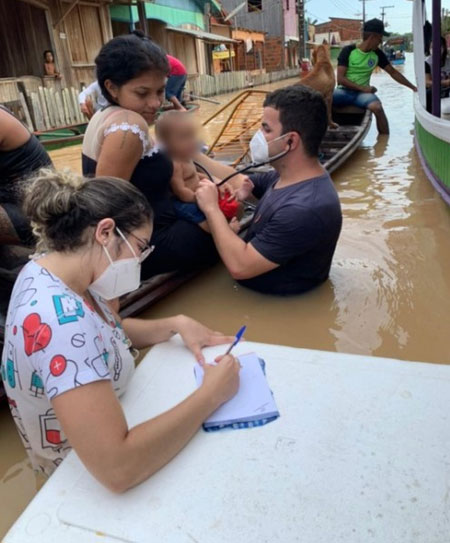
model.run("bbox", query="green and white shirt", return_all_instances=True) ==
[338,45,390,88]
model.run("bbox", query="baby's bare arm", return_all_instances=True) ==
[170,161,196,202]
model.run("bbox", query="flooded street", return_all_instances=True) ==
[148,56,450,363]
[2,53,450,537]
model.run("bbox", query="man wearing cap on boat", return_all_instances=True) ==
[195,85,342,296]
[333,18,417,134]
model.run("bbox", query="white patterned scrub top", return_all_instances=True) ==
[1,260,135,476]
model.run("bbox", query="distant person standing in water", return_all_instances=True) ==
[166,54,188,111]
[333,19,417,134]
[43,50,61,79]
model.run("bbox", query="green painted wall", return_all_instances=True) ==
[415,119,450,189]
[110,5,139,23]
[145,3,204,29]
[110,1,208,29]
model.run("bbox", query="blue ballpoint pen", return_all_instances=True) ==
[223,325,246,356]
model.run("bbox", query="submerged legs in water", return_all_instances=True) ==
[368,101,390,135]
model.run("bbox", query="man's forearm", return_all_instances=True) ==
[204,207,247,275]
[391,71,416,90]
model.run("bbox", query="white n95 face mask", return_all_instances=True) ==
[89,228,141,300]
[249,129,270,164]
[249,130,290,165]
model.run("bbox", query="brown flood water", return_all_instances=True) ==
[1,54,450,537]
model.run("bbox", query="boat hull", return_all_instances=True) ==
[414,97,450,205]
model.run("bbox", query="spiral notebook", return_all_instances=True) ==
[194,352,280,431]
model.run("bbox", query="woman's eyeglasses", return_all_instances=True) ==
[128,232,155,263]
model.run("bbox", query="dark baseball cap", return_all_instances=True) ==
[363,18,391,36]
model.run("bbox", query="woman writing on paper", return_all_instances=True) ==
[1,170,240,492]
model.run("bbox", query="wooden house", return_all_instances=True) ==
[219,0,300,72]
[109,0,237,76]
[0,0,113,89]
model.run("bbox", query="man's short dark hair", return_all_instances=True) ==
[263,85,327,157]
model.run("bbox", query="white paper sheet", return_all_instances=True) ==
[194,352,279,427]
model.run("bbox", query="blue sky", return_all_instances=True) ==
[306,0,447,35]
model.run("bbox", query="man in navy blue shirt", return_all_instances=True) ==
[195,85,342,296]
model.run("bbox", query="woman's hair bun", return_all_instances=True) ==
[25,169,85,221]
[23,168,152,254]
[24,169,86,253]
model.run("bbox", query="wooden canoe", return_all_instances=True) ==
[201,90,372,174]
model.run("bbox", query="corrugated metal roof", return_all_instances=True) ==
[167,26,237,43]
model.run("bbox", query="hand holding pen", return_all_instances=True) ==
[223,325,246,356]
[200,326,246,406]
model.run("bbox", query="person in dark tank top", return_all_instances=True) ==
[0,106,52,245]
[0,106,53,327]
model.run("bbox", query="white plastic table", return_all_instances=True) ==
[4,338,450,543]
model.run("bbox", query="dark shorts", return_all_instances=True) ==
[173,201,206,224]
[333,87,380,109]
[165,74,187,102]
[141,218,218,278]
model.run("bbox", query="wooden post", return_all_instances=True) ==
[31,92,44,131]
[38,87,51,130]
[55,91,65,127]
[297,0,305,61]
[19,92,34,132]
[43,87,55,128]
[431,0,441,118]
[137,0,149,36]
[62,88,72,125]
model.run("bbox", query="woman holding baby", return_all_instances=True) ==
[82,33,225,278]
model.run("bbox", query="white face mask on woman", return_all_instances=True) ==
[89,227,141,300]
[249,130,291,164]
